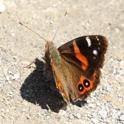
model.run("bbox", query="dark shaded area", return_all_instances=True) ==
[20,58,67,112]
[20,58,87,112]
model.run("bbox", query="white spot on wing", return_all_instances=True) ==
[86,37,91,47]
[96,36,99,41]
[93,50,98,56]
[96,36,101,46]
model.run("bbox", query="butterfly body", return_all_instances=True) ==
[45,35,108,103]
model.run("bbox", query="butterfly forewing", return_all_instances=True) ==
[58,35,108,76]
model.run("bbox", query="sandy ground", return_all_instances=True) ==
[0,0,124,124]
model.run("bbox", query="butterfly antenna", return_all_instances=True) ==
[19,22,48,42]
[51,26,59,42]
[51,11,67,41]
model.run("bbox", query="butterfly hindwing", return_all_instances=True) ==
[45,42,84,102]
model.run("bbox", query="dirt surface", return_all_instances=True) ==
[0,0,124,124]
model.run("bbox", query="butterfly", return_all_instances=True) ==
[45,35,108,103]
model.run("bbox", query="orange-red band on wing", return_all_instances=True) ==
[73,41,88,71]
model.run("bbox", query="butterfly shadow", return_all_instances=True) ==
[20,58,87,112]
[20,58,67,113]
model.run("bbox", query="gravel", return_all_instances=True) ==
[0,0,124,124]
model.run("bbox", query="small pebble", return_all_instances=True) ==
[11,32,15,37]
[0,3,6,13]
[88,103,96,108]
[98,107,108,119]
[91,118,99,124]
[119,113,124,121]
[26,114,31,119]
[73,113,81,119]
[111,109,121,119]
[59,110,66,116]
